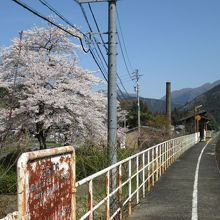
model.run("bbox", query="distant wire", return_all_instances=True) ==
[90,49,108,82]
[90,47,128,102]
[11,0,89,53]
[116,8,134,76]
[117,34,133,81]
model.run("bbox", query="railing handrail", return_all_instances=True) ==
[76,133,193,187]
[76,132,200,220]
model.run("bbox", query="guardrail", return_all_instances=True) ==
[76,133,199,219]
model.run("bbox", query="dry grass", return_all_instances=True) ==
[126,127,172,151]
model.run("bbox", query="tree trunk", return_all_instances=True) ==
[36,122,47,149]
[36,102,47,149]
[36,131,46,149]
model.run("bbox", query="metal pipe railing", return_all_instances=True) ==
[76,133,199,220]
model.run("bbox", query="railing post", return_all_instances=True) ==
[152,149,155,187]
[136,156,139,204]
[105,171,110,220]
[88,180,93,220]
[156,146,159,182]
[165,143,167,171]
[168,141,171,167]
[142,153,145,198]
[167,142,169,169]
[166,142,168,170]
[106,171,110,220]
[161,144,164,174]
[178,139,180,157]
[118,165,122,220]
[147,150,151,192]
[169,142,171,166]
[159,144,162,177]
[181,138,184,155]
[128,159,132,215]
[173,139,176,161]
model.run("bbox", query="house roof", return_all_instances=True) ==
[179,110,207,122]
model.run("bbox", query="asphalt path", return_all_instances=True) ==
[128,136,220,220]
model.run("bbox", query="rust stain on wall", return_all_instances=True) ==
[26,155,72,220]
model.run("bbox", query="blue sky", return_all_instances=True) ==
[1,0,220,99]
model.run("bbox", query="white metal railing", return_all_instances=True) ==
[76,133,199,220]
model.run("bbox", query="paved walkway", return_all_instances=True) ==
[128,136,220,220]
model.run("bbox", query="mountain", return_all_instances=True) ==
[122,96,179,113]
[161,80,220,106]
[182,83,220,124]
[141,97,167,112]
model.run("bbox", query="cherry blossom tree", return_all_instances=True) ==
[0,25,107,149]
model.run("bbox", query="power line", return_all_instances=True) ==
[75,2,111,83]
[11,0,115,101]
[75,1,132,98]
[90,48,129,103]
[89,48,108,81]
[11,0,89,53]
[38,0,84,36]
[11,0,131,106]
[88,3,108,51]
[117,33,133,81]
[87,3,132,95]
[116,7,134,72]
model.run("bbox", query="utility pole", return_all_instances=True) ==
[107,0,117,166]
[166,82,171,136]
[133,69,141,135]
[78,0,117,166]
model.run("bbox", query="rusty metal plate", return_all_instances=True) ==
[17,146,75,220]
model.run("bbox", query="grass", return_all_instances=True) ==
[0,140,137,219]
[0,165,17,194]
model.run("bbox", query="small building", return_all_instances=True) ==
[179,110,210,139]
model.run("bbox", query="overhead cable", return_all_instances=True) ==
[79,2,132,97]
[116,7,134,76]
[88,3,108,51]
[38,0,84,36]
[11,0,89,53]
